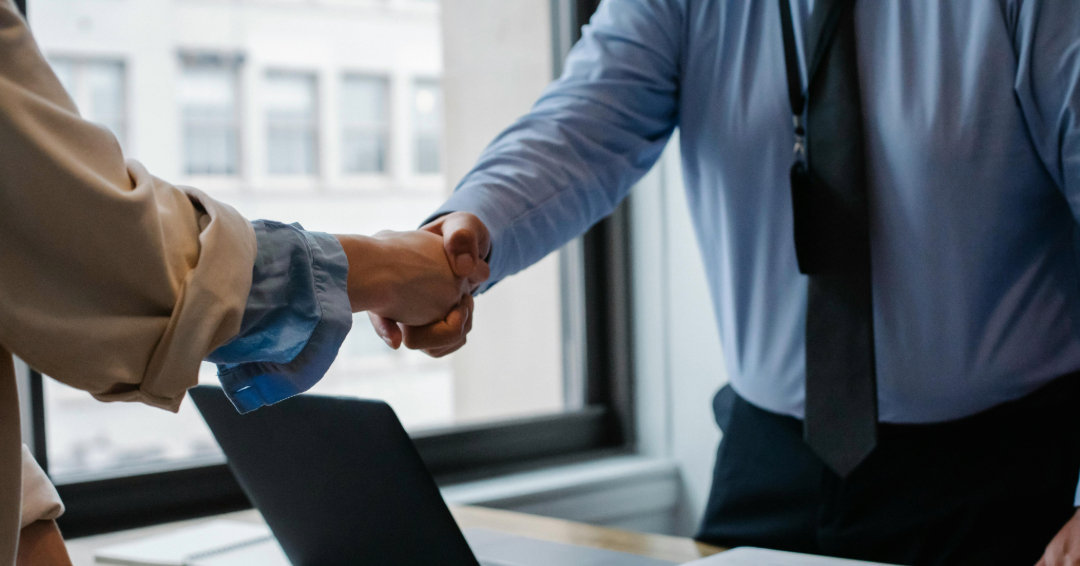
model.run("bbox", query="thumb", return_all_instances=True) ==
[440,213,491,279]
[446,227,479,278]
[367,312,402,349]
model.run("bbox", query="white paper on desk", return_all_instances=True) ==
[94,520,273,566]
[683,547,899,566]
[185,539,291,566]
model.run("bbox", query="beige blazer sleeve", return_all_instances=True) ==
[0,0,256,410]
[0,0,257,562]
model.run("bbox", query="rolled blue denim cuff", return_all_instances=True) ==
[207,221,352,413]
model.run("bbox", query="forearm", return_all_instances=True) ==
[430,0,681,289]
[334,234,398,314]
[17,521,71,566]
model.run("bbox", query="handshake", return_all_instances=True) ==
[334,212,490,358]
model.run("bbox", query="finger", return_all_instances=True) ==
[443,214,492,277]
[367,312,402,349]
[423,296,474,358]
[424,338,466,358]
[468,260,491,287]
[401,301,470,350]
[462,294,474,330]
[445,227,480,278]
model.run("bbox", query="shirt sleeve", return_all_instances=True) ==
[427,0,684,292]
[20,445,62,529]
[1010,0,1080,504]
[206,221,352,414]
[1013,0,1080,221]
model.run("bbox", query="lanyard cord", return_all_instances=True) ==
[778,0,854,164]
[778,0,807,162]
[778,0,805,116]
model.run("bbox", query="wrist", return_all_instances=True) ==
[334,234,394,313]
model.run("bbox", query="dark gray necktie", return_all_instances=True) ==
[780,0,877,477]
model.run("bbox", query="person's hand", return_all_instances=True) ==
[334,230,468,329]
[422,212,492,290]
[368,212,491,355]
[1038,509,1080,565]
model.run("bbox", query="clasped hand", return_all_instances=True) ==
[336,212,490,358]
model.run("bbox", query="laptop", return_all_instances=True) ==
[189,385,675,566]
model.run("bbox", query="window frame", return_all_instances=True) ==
[23,0,635,538]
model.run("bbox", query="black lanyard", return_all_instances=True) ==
[777,0,854,166]
[778,0,807,163]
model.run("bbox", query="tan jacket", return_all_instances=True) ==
[0,0,258,562]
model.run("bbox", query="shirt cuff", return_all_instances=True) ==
[21,445,63,529]
[207,221,352,413]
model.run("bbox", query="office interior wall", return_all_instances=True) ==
[632,134,726,536]
[440,0,565,422]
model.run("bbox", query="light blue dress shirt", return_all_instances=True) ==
[206,220,352,414]
[432,0,1080,426]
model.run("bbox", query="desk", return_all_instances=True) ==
[64,506,725,565]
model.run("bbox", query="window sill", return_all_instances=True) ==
[442,456,681,534]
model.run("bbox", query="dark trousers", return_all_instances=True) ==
[696,376,1080,565]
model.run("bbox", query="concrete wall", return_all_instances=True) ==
[440,0,566,423]
[632,133,726,536]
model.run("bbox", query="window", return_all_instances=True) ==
[266,72,318,176]
[413,79,442,174]
[341,75,390,174]
[26,0,629,537]
[47,57,126,149]
[180,56,241,176]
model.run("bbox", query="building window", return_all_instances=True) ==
[179,57,240,176]
[48,58,126,149]
[265,72,318,176]
[341,75,390,174]
[413,79,442,174]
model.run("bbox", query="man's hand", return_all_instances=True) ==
[1039,509,1080,565]
[335,230,468,330]
[367,212,491,355]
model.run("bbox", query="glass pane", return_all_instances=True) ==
[343,131,386,173]
[265,73,317,175]
[46,57,126,148]
[341,76,388,174]
[43,368,223,478]
[267,128,317,175]
[85,61,125,144]
[413,80,442,173]
[47,57,75,99]
[30,0,569,483]
[341,76,386,126]
[180,63,238,175]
